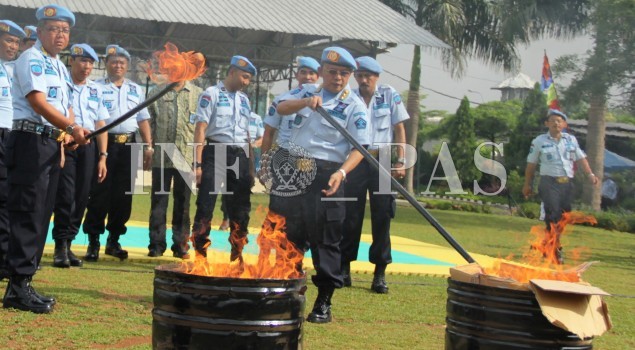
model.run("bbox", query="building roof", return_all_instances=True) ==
[491,72,535,90]
[0,0,448,58]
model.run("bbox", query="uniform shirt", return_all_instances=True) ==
[354,84,409,149]
[148,82,202,171]
[248,112,264,142]
[11,41,73,127]
[97,77,150,134]
[71,79,110,131]
[0,59,13,129]
[285,84,370,163]
[264,83,318,147]
[195,81,251,143]
[527,132,586,178]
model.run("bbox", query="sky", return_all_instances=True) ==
[271,35,593,114]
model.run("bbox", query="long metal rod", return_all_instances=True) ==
[316,106,476,264]
[84,81,179,141]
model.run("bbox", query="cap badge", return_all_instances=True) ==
[0,23,8,33]
[72,46,83,55]
[107,47,117,55]
[326,51,339,62]
[44,7,57,17]
[237,59,247,67]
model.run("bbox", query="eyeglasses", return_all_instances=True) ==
[354,72,376,79]
[45,26,71,35]
[326,69,352,77]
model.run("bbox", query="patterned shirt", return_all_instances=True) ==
[148,82,202,171]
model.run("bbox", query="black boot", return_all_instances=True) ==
[342,262,352,287]
[307,286,334,324]
[105,233,128,260]
[25,275,56,305]
[53,240,70,268]
[84,234,100,262]
[3,275,54,314]
[67,240,83,267]
[371,264,389,294]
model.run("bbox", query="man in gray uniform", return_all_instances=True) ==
[0,20,26,280]
[275,47,370,323]
[340,56,409,294]
[3,4,90,313]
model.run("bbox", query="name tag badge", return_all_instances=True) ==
[189,113,196,124]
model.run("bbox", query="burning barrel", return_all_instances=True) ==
[445,278,593,350]
[152,264,306,350]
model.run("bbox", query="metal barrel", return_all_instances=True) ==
[445,278,593,350]
[152,264,306,350]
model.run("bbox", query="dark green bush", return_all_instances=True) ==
[517,202,541,219]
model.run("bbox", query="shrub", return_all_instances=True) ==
[518,202,541,219]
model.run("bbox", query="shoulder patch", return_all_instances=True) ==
[355,118,367,130]
[200,95,211,108]
[393,93,402,104]
[30,63,43,76]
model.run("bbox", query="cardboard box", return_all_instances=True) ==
[450,263,612,338]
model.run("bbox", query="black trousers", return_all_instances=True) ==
[5,131,60,276]
[148,167,192,253]
[538,176,574,233]
[0,128,10,270]
[52,142,96,241]
[83,137,136,236]
[341,159,395,266]
[275,160,345,289]
[191,144,252,254]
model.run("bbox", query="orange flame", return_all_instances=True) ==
[146,42,206,83]
[484,211,597,283]
[181,210,305,280]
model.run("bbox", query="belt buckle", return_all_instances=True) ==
[556,177,569,184]
[116,134,128,143]
[368,149,379,158]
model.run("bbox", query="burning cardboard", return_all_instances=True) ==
[450,262,612,339]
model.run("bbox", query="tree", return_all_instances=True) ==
[448,97,479,185]
[380,0,591,193]
[555,0,635,210]
[472,100,522,158]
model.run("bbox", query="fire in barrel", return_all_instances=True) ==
[152,206,306,349]
[445,212,612,350]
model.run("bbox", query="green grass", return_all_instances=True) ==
[1,193,633,349]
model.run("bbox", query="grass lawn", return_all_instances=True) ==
[1,193,633,349]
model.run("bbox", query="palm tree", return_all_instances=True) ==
[381,0,590,193]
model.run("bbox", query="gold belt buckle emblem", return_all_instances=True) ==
[116,134,128,143]
[556,177,570,184]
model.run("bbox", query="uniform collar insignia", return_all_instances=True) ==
[339,89,349,100]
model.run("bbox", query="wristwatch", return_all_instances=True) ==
[65,123,77,134]
[99,152,108,158]
[194,162,203,168]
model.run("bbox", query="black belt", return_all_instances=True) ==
[12,120,64,141]
[108,133,135,144]
[205,139,247,152]
[314,159,341,170]
[546,176,571,184]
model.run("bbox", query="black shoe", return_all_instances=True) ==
[24,276,56,305]
[3,276,54,314]
[341,262,352,287]
[147,248,163,257]
[172,250,190,260]
[306,286,334,324]
[53,240,71,268]
[84,234,100,262]
[105,233,128,260]
[66,241,83,267]
[371,265,389,294]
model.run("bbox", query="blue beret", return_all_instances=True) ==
[321,47,356,70]
[0,20,26,39]
[23,25,37,40]
[548,109,567,121]
[36,5,75,27]
[230,55,257,76]
[71,43,99,62]
[297,56,320,73]
[355,56,383,74]
[105,44,131,61]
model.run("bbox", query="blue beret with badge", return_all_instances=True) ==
[230,55,257,76]
[355,56,383,75]
[105,44,131,61]
[0,20,27,39]
[71,43,99,62]
[548,109,567,121]
[321,47,356,70]
[297,56,320,73]
[23,25,37,40]
[36,4,76,27]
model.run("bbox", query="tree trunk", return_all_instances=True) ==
[404,45,422,194]
[582,93,605,211]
